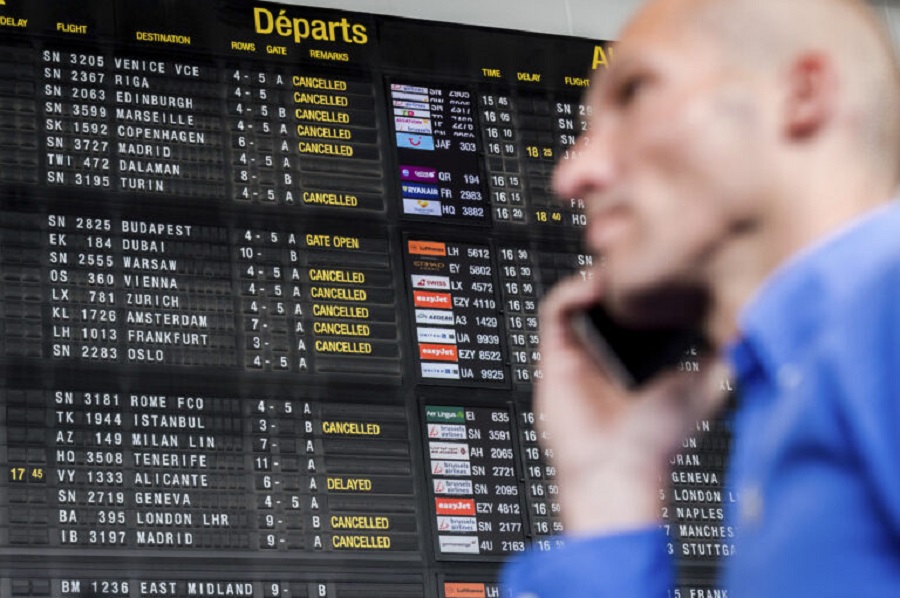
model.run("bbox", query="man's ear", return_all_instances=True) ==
[783,52,838,139]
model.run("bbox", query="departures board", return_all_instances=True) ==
[0,1,735,596]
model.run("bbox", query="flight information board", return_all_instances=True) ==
[0,0,734,596]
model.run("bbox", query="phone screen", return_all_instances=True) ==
[571,304,707,388]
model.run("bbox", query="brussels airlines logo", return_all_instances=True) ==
[437,516,478,533]
[431,460,471,476]
[434,479,474,495]
[428,423,466,440]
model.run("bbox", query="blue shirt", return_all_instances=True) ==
[502,202,900,597]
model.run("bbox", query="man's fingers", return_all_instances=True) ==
[538,271,604,352]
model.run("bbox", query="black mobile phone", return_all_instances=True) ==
[570,304,707,389]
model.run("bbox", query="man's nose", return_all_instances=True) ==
[551,127,615,201]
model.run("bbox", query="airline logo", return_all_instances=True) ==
[393,99,430,111]
[416,327,457,344]
[396,132,434,151]
[394,116,432,135]
[431,460,471,477]
[437,516,478,533]
[438,535,480,554]
[435,498,476,515]
[427,423,466,440]
[408,240,446,256]
[412,259,446,273]
[415,309,454,326]
[429,441,469,461]
[426,406,465,423]
[419,343,458,362]
[401,183,439,199]
[391,90,429,102]
[391,83,429,93]
[433,479,474,495]
[414,290,452,309]
[403,198,442,217]
[422,363,460,379]
[394,108,431,119]
[444,583,487,598]
[400,165,437,183]
[411,274,451,290]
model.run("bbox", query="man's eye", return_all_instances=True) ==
[617,76,646,105]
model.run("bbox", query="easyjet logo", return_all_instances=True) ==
[435,498,476,516]
[414,290,452,309]
[419,344,458,362]
[409,240,446,256]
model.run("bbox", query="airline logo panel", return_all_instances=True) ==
[405,239,508,386]
[388,82,489,225]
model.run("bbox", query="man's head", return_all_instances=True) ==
[555,0,900,334]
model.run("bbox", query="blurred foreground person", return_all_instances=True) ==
[502,0,900,595]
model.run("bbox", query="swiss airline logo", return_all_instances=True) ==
[435,498,476,516]
[419,343,458,362]
[408,240,446,256]
[411,274,451,290]
[414,290,452,309]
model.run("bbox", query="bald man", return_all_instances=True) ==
[502,0,900,595]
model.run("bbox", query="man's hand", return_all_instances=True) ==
[535,272,728,536]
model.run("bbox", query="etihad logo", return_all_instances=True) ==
[413,260,446,274]
[253,7,368,45]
